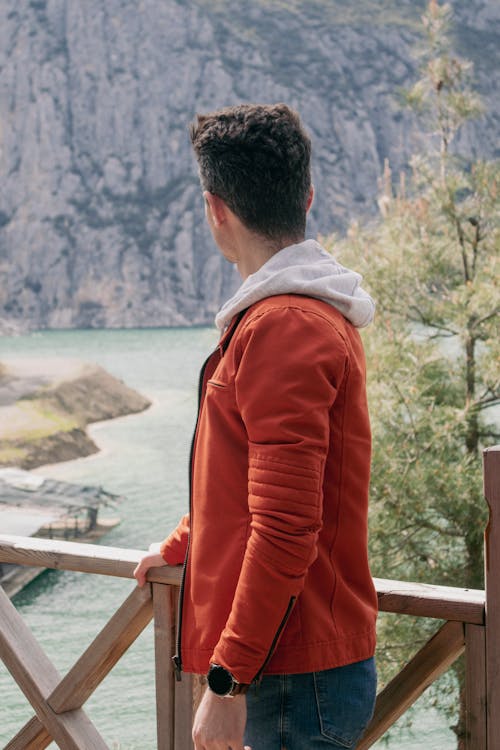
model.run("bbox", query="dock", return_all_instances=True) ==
[0,467,121,597]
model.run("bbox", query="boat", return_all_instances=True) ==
[0,467,121,597]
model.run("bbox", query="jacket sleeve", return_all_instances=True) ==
[211,306,347,683]
[159,513,190,565]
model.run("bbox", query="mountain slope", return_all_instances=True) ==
[0,0,498,329]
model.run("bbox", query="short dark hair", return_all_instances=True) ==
[190,103,311,242]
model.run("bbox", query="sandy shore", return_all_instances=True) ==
[0,357,151,469]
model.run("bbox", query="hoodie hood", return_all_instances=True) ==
[215,239,375,331]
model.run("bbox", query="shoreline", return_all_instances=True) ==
[33,397,161,474]
[0,357,152,470]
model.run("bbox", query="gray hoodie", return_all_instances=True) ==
[215,239,375,331]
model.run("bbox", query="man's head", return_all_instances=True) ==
[190,103,312,245]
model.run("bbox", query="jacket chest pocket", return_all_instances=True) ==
[206,379,228,389]
[200,378,248,464]
[203,377,238,420]
[201,357,244,436]
[206,354,237,390]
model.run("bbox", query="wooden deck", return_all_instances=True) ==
[0,444,499,749]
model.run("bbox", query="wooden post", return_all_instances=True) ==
[484,445,500,750]
[169,588,195,750]
[192,674,206,717]
[465,623,487,749]
[153,583,176,750]
[174,672,195,750]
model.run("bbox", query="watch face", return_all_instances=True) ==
[208,664,234,695]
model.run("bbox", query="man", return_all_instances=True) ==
[134,103,378,750]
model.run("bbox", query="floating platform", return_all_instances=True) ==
[0,467,121,597]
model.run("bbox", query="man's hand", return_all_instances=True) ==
[133,543,167,586]
[192,689,251,750]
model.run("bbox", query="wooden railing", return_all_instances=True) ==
[0,445,499,749]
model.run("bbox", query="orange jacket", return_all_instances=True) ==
[160,294,377,684]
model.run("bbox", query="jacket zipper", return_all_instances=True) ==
[172,350,214,681]
[252,596,296,685]
[172,309,248,681]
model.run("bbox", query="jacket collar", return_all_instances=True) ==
[218,308,248,355]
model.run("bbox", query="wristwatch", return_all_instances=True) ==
[207,663,249,697]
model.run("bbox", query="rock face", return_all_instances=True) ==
[0,0,498,329]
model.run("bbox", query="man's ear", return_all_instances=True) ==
[306,185,314,213]
[204,191,227,228]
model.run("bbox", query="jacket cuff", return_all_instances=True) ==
[159,513,190,565]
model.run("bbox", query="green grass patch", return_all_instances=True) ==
[14,399,80,440]
[0,445,28,466]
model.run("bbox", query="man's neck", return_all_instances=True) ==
[235,232,304,280]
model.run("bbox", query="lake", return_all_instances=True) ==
[0,328,456,749]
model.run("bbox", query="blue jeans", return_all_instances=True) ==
[244,657,377,749]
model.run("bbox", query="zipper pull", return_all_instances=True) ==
[172,655,182,682]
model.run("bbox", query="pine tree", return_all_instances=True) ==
[326,2,499,745]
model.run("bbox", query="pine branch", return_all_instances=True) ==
[394,383,420,450]
[479,430,500,440]
[473,307,500,329]
[476,384,500,409]
[407,305,459,335]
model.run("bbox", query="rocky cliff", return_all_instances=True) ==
[0,0,498,329]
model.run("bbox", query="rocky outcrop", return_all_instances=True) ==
[0,0,498,329]
[0,358,151,468]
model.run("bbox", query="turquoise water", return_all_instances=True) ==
[0,329,456,749]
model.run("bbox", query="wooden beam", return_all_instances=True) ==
[4,716,51,750]
[7,584,154,746]
[0,587,109,750]
[358,620,465,749]
[375,576,485,624]
[0,534,182,585]
[153,583,176,750]
[49,583,153,712]
[484,445,500,750]
[0,535,484,623]
[1,536,484,623]
[465,624,487,749]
